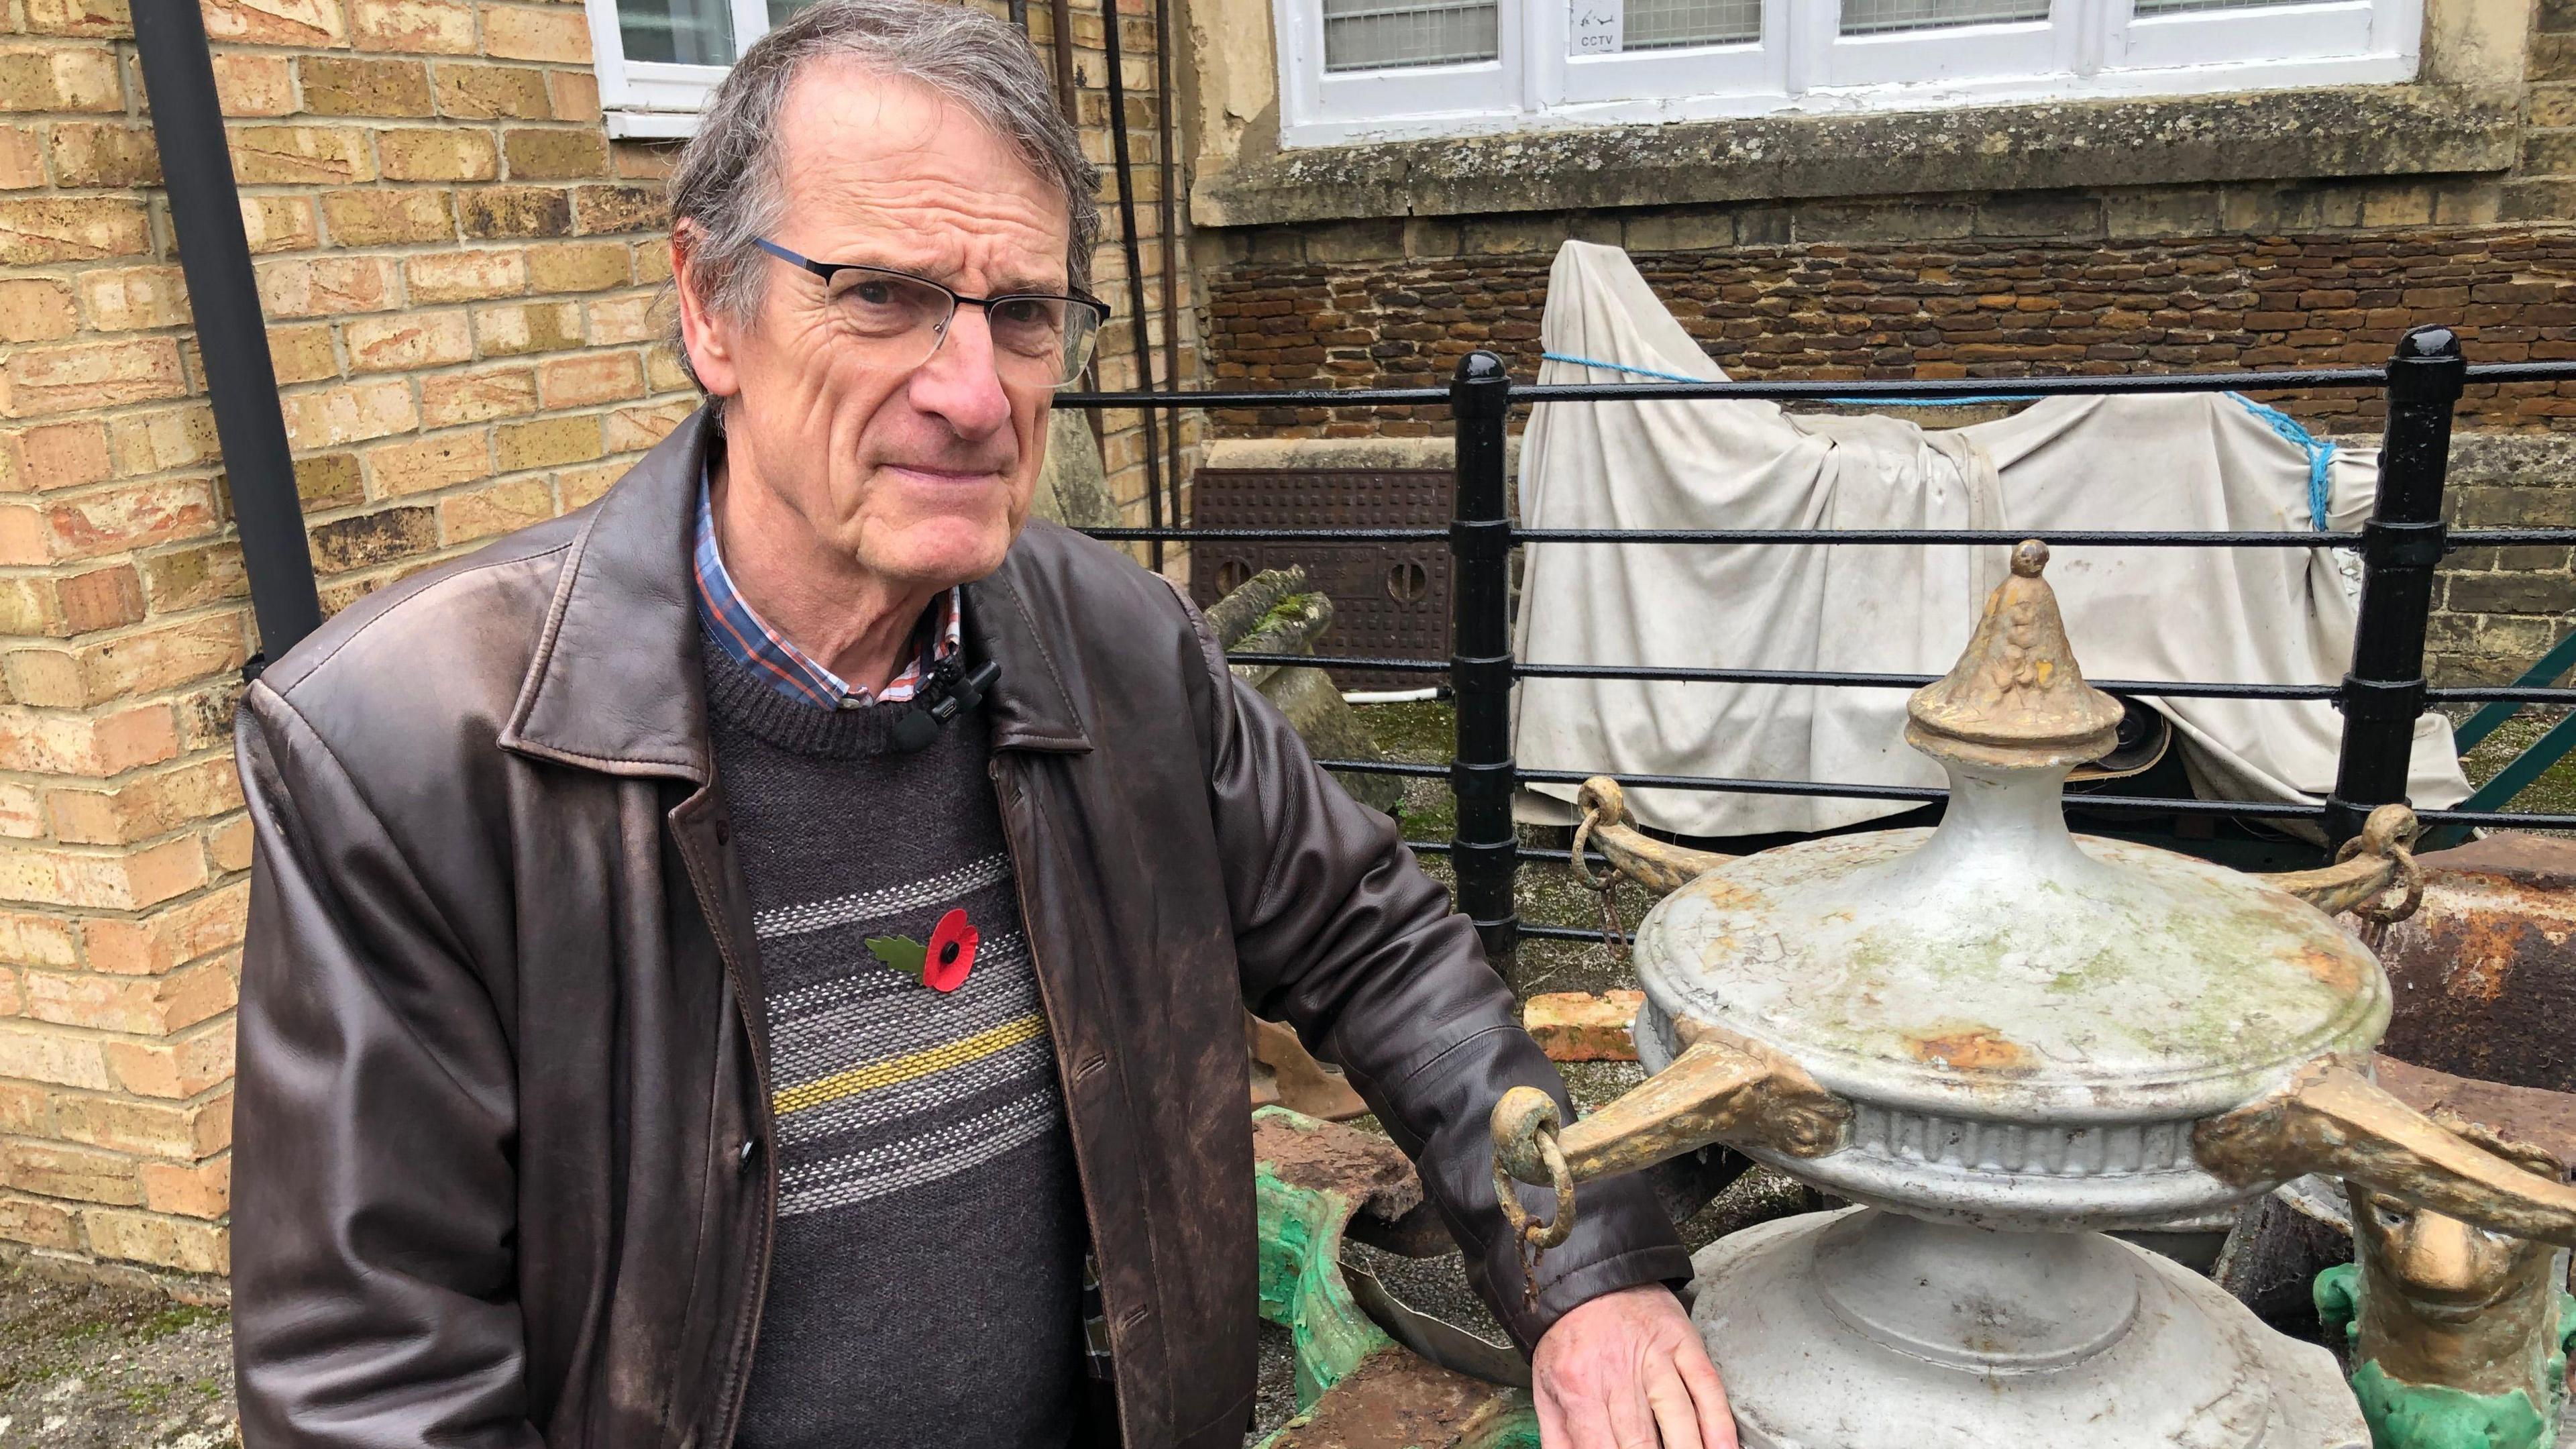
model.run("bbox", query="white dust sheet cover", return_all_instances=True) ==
[1513,240,2469,839]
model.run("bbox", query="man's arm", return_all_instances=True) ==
[231,683,541,1449]
[1185,617,1693,1350]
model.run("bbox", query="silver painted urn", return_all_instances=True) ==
[1492,541,2576,1449]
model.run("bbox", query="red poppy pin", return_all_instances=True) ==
[865,908,979,993]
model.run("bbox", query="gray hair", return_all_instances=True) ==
[667,0,1102,343]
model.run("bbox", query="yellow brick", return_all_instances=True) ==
[366,429,490,495]
[549,69,602,125]
[0,43,124,113]
[293,452,361,507]
[58,564,144,633]
[570,182,662,235]
[378,125,500,181]
[280,378,419,449]
[458,184,569,239]
[40,478,221,561]
[56,1087,230,1159]
[407,245,528,301]
[350,0,475,51]
[201,0,345,45]
[528,239,627,292]
[0,702,176,773]
[0,1019,113,1088]
[209,53,296,117]
[0,782,37,839]
[473,299,581,356]
[557,460,621,508]
[634,236,672,284]
[439,476,550,542]
[0,1079,46,1130]
[0,337,186,419]
[496,414,600,472]
[0,125,44,189]
[47,121,158,186]
[0,836,206,910]
[82,1206,228,1273]
[297,55,433,116]
[256,255,400,318]
[105,405,219,478]
[23,0,130,36]
[433,62,549,119]
[205,814,252,874]
[0,197,150,264]
[320,186,456,246]
[6,1139,144,1205]
[502,126,604,179]
[239,194,321,254]
[584,292,658,345]
[266,323,339,385]
[139,545,247,615]
[343,309,472,373]
[228,125,377,185]
[0,1190,80,1250]
[80,880,248,977]
[482,2,590,61]
[643,345,691,393]
[138,1151,229,1218]
[538,350,642,408]
[604,398,693,453]
[307,504,434,573]
[0,279,79,343]
[24,957,234,1034]
[5,616,249,711]
[0,909,78,969]
[76,266,191,332]
[107,1018,237,1100]
[419,366,535,426]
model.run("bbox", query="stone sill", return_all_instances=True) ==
[1193,83,2518,230]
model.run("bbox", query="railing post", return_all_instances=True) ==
[1449,351,1519,978]
[2326,325,2465,846]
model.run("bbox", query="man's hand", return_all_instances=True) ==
[1530,1283,1737,1449]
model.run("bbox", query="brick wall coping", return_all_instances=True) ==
[1193,83,2517,230]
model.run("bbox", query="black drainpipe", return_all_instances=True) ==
[132,0,322,677]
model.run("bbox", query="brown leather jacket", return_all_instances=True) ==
[230,409,1687,1449]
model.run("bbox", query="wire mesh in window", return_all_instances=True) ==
[1839,0,2046,33]
[2131,0,2298,15]
[1323,0,1501,70]
[618,0,734,63]
[1621,0,1762,50]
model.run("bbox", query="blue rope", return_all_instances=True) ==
[1540,351,2337,531]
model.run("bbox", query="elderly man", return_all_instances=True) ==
[229,3,1727,1446]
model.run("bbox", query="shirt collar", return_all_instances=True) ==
[691,467,962,710]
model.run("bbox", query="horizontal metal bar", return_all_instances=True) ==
[1511,765,2330,818]
[2453,529,2576,547]
[1400,839,1613,868]
[1057,386,1450,409]
[1230,651,1450,673]
[2457,362,2576,384]
[2425,686,2576,704]
[1515,527,2365,547]
[1519,922,1615,944]
[1518,661,2341,700]
[1088,526,1447,543]
[1315,758,1448,777]
[2414,806,2576,828]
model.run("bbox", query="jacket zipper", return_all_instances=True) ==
[989,754,1132,1449]
[673,795,779,1449]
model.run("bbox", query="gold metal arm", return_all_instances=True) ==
[1570,777,1729,895]
[2252,803,2424,923]
[2194,1055,2576,1246]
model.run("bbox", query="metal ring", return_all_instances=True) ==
[1568,807,1613,893]
[2335,820,2426,926]
[1492,1127,1578,1252]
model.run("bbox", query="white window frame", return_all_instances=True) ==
[1278,0,2420,146]
[586,0,780,138]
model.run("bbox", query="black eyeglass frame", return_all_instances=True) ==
[751,237,1111,385]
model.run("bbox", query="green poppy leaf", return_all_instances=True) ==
[866,934,928,977]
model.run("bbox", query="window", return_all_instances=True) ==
[1273,0,2420,145]
[584,0,820,136]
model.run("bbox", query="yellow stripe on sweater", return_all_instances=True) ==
[771,1013,1049,1117]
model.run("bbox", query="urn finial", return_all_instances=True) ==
[1904,539,2124,770]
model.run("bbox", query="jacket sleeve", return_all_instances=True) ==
[1189,610,1692,1350]
[229,682,542,1449]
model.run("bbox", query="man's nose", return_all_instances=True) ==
[909,305,1016,437]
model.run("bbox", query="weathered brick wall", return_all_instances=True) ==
[0,0,1195,1292]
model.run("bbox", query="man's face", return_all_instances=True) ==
[677,64,1067,592]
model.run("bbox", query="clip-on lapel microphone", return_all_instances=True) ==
[888,655,1002,753]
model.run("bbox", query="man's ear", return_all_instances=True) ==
[672,222,743,399]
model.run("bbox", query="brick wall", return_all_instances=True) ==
[0,0,1199,1292]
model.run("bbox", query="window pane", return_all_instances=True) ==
[619,0,733,63]
[1322,0,1500,70]
[2132,0,2294,14]
[767,0,819,30]
[1622,0,1760,50]
[1838,0,2045,32]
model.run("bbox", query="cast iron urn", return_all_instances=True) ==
[1493,541,2576,1449]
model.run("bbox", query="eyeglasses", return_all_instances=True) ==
[753,238,1110,390]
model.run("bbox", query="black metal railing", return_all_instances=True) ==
[1062,326,2576,969]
